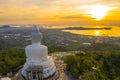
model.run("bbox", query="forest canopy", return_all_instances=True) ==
[63,51,120,80]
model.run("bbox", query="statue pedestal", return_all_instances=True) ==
[22,56,56,79]
[26,66,43,80]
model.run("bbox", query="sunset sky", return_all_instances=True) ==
[0,0,120,25]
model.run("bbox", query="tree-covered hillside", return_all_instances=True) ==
[63,51,120,80]
[0,49,25,75]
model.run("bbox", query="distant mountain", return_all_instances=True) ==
[0,25,12,29]
[64,27,112,30]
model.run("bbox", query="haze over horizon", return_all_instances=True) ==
[0,0,120,26]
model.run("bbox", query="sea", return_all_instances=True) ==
[47,26,120,37]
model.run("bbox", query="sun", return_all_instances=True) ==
[87,5,110,20]
[95,31,100,36]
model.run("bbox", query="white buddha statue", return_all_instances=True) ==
[21,26,56,78]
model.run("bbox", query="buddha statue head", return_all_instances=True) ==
[31,26,43,44]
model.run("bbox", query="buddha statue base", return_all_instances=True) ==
[21,56,56,79]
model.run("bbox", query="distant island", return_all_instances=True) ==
[63,27,112,30]
[0,25,12,29]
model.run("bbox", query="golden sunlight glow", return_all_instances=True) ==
[95,30,100,36]
[87,5,110,20]
[0,0,119,24]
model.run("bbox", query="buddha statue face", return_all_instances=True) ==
[31,26,43,44]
